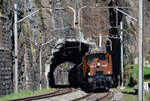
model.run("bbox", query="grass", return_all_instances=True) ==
[123,94,133,101]
[133,64,150,81]
[119,87,138,101]
[123,94,138,101]
[120,86,135,92]
[0,88,52,101]
[120,64,150,101]
[145,94,150,101]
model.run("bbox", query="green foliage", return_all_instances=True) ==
[120,86,135,92]
[22,23,30,35]
[124,64,150,87]
[145,56,150,61]
[0,0,2,5]
[133,52,138,57]
[0,88,52,101]
[124,64,137,87]
[127,28,134,34]
[31,44,36,56]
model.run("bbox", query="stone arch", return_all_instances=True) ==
[48,41,89,87]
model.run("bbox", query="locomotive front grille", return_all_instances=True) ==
[96,71,104,75]
[96,80,105,87]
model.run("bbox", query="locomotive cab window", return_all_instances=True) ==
[99,54,106,60]
[88,57,94,62]
[86,54,109,68]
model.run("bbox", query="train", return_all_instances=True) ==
[76,52,114,91]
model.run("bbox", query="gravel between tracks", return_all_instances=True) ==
[34,89,87,101]
[111,89,124,101]
[34,89,124,101]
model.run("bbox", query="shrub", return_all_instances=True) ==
[124,64,137,87]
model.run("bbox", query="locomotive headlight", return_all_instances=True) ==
[108,71,111,74]
[88,72,91,76]
[97,62,100,66]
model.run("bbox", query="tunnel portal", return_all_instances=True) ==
[48,41,89,87]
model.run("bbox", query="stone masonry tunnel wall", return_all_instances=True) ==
[49,41,89,87]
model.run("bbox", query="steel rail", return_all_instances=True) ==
[71,90,113,101]
[8,88,74,101]
[94,91,113,101]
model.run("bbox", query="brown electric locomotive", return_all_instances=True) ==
[81,52,114,90]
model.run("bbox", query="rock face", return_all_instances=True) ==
[0,0,14,96]
[0,0,150,95]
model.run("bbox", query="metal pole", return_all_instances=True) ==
[96,0,98,7]
[78,7,82,51]
[17,9,40,23]
[14,3,18,93]
[120,22,124,88]
[13,4,40,92]
[78,6,86,51]
[68,6,76,28]
[138,0,144,101]
[116,8,118,27]
[116,9,137,21]
[51,0,55,9]
[40,47,42,90]
[99,34,102,48]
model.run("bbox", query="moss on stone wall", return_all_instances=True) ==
[22,23,30,36]
[31,44,36,57]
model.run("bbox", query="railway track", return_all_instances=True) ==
[71,93,91,101]
[8,88,74,101]
[8,88,113,101]
[97,90,114,101]
[71,90,113,101]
